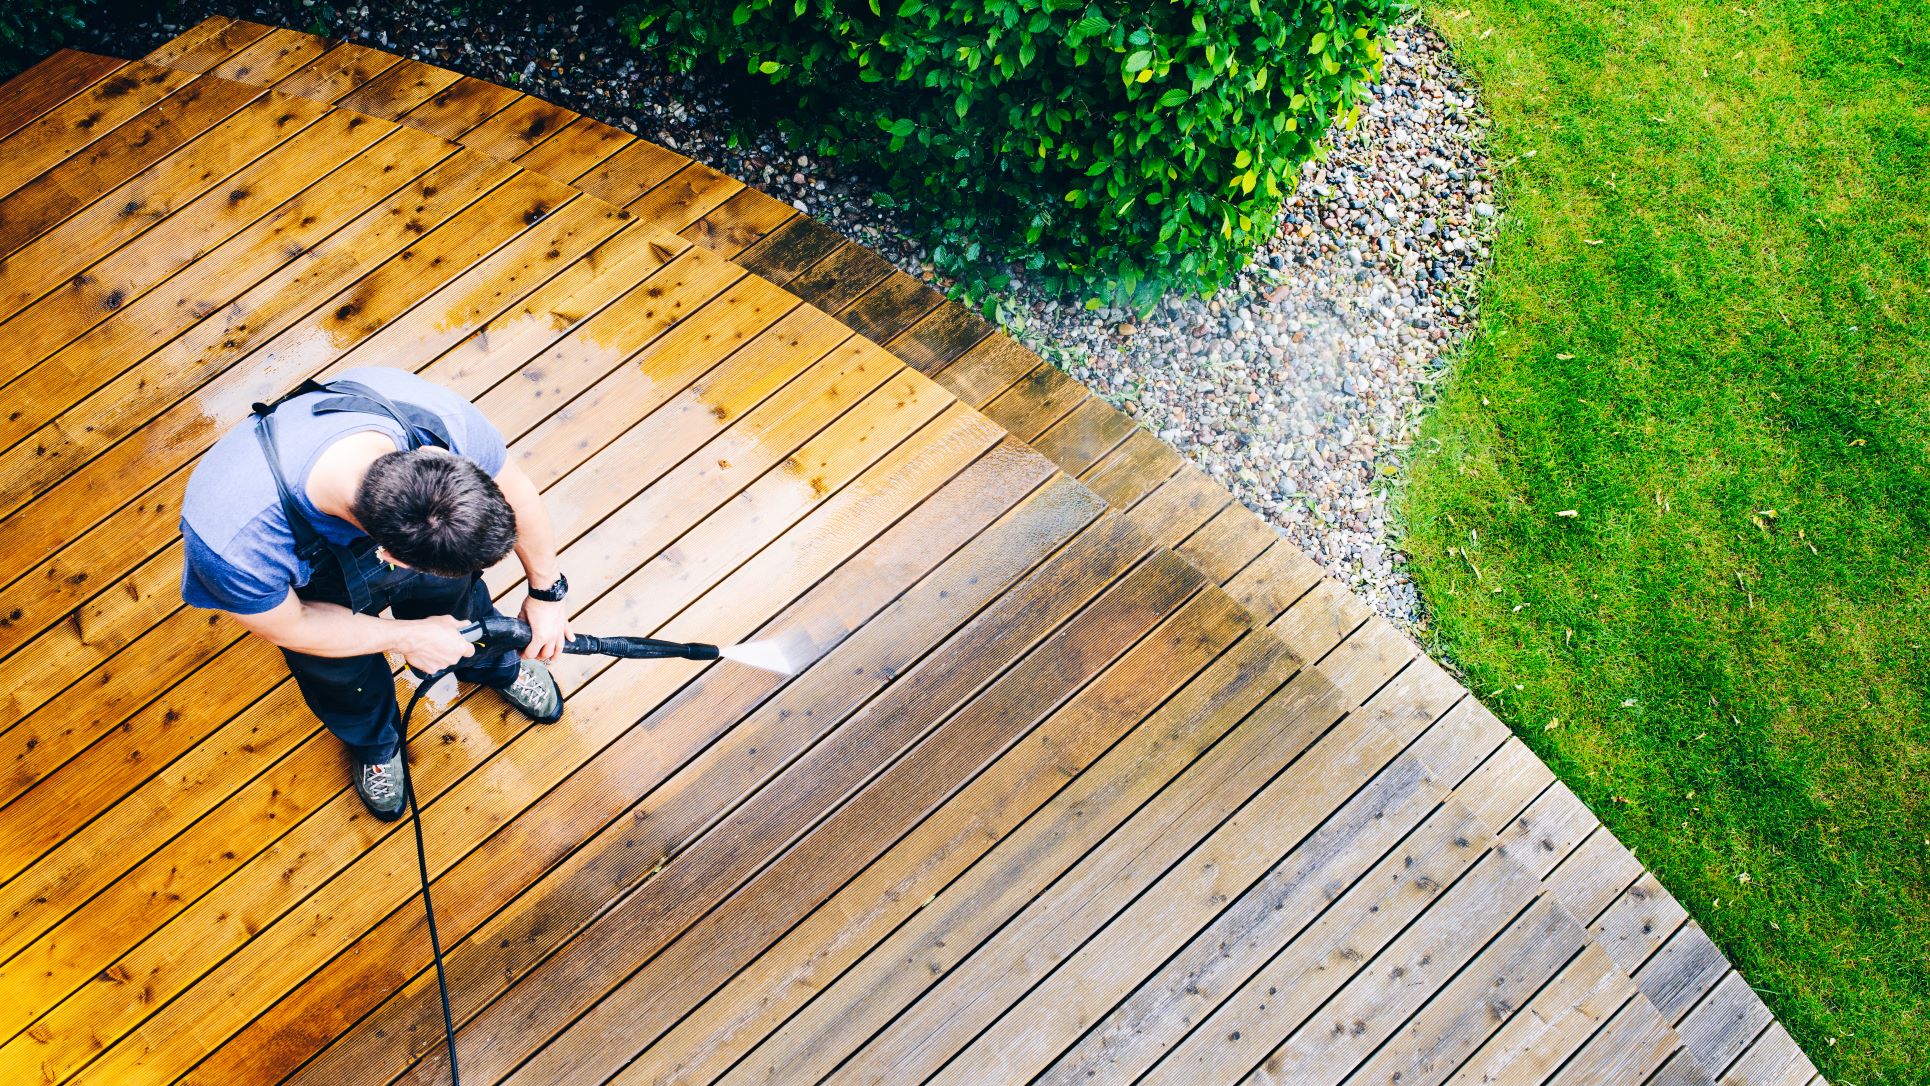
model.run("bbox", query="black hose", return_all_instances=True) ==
[399,666,462,1086]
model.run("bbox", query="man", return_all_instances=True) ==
[180,366,572,822]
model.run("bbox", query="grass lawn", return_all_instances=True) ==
[1405,0,1928,1080]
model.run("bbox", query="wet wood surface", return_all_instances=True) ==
[0,28,1818,1086]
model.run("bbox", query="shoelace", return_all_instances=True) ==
[508,663,550,705]
[363,763,400,803]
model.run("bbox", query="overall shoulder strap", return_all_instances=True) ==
[308,378,454,451]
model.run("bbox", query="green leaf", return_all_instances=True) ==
[896,0,923,16]
[1309,32,1328,53]
[1124,49,1153,73]
[758,59,782,74]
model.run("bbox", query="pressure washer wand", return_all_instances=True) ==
[459,614,720,661]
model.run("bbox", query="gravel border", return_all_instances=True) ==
[78,4,1496,629]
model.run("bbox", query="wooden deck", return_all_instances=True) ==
[0,19,1822,1086]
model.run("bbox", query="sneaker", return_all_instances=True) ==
[496,658,563,723]
[356,750,407,822]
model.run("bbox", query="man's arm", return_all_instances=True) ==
[494,459,571,661]
[232,593,476,672]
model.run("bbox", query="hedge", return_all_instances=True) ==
[629,0,1398,305]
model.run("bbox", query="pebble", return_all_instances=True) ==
[82,8,1493,630]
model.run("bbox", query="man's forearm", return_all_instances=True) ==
[498,462,562,588]
[245,598,406,658]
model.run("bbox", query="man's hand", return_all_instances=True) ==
[393,615,477,673]
[519,596,571,662]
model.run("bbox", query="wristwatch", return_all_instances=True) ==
[527,571,569,603]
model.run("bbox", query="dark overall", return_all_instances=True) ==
[253,380,520,765]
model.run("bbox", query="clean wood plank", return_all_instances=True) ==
[461,93,576,161]
[1544,826,1646,926]
[0,101,378,374]
[1495,780,1601,879]
[274,41,402,104]
[982,361,1086,440]
[0,63,195,202]
[1653,1049,1723,1086]
[43,396,1002,1086]
[1081,427,1187,507]
[1219,540,1325,621]
[570,134,689,204]
[145,17,272,72]
[0,72,265,258]
[514,112,634,183]
[680,190,798,260]
[206,26,330,85]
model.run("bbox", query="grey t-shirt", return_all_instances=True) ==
[179,367,508,615]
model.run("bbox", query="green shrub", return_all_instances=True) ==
[628,0,1398,306]
[1,1,85,81]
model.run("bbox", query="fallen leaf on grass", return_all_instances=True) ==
[1556,509,1579,518]
[1584,238,1604,245]
[1556,352,1575,359]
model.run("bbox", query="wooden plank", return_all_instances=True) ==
[273,41,402,104]
[1222,540,1328,623]
[462,548,1210,1086]
[1495,780,1600,879]
[1593,873,1691,976]
[514,113,633,184]
[1179,498,1278,585]
[531,569,1243,1086]
[217,446,1084,1086]
[569,134,689,204]
[1033,393,1139,477]
[37,392,1001,1086]
[1454,736,1557,836]
[337,58,464,118]
[1271,577,1374,663]
[1639,923,1733,1022]
[1,102,380,374]
[1029,758,1463,1086]
[248,407,1015,1086]
[461,93,576,161]
[0,292,853,1060]
[396,75,523,142]
[680,189,797,260]
[836,269,945,346]
[206,27,330,85]
[787,240,894,314]
[143,17,272,72]
[1081,427,1186,508]
[0,201,633,928]
[1337,900,1590,1086]
[1544,826,1646,926]
[981,362,1086,440]
[800,624,1424,1086]
[884,294,995,376]
[0,51,126,145]
[622,628,1297,1086]
[287,457,1103,1086]
[733,214,843,286]
[0,63,194,202]
[0,141,504,563]
[1444,944,1637,1086]
[1653,1049,1722,1086]
[1544,991,1681,1086]
[1676,972,1775,1074]
[626,161,742,235]
[1403,691,1509,795]
[1721,1023,1818,1086]
[0,73,266,258]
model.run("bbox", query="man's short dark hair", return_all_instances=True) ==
[354,449,517,578]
